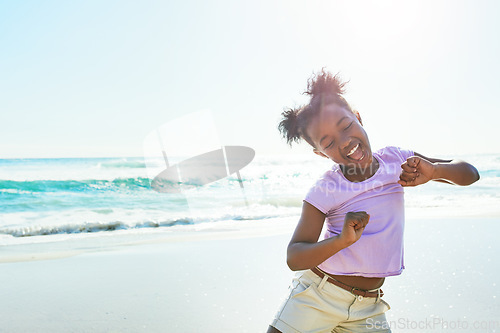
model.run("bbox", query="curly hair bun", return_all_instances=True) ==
[278,107,302,146]
[305,68,347,97]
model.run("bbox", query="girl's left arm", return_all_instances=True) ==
[398,153,480,187]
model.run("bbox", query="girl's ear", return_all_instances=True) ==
[353,110,363,126]
[313,149,329,159]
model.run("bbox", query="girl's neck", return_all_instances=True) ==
[340,157,380,182]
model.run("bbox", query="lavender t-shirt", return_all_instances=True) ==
[304,146,414,278]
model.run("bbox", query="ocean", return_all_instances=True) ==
[1,152,499,244]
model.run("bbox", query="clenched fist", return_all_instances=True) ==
[398,156,435,187]
[339,211,370,247]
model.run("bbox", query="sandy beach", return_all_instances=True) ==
[0,215,499,333]
[0,218,295,333]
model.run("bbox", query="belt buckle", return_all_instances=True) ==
[351,287,364,301]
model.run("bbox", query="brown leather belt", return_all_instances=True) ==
[311,267,384,298]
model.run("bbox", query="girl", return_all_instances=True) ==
[267,70,479,333]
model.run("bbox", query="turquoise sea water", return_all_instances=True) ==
[0,153,498,240]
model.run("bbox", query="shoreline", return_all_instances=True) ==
[1,213,499,263]
[0,216,297,263]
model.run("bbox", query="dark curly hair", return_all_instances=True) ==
[278,69,354,148]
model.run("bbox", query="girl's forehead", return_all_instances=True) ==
[306,104,354,142]
[313,104,353,128]
[319,103,352,118]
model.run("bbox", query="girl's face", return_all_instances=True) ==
[306,103,374,170]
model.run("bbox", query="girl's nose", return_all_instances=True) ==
[340,138,352,151]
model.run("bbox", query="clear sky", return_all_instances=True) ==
[1,0,499,158]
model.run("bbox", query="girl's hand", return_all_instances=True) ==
[398,156,435,187]
[339,211,370,247]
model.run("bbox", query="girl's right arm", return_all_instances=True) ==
[286,201,370,271]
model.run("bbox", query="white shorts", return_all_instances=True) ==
[270,270,392,333]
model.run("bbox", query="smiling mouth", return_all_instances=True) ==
[346,143,365,161]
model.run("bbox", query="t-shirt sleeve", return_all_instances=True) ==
[303,177,331,215]
[392,146,414,163]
